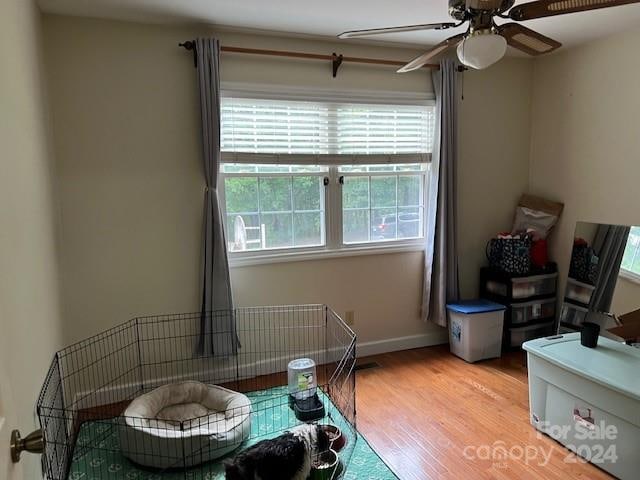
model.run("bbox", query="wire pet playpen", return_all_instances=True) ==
[37,305,356,479]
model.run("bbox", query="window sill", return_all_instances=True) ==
[619,269,640,285]
[228,242,425,268]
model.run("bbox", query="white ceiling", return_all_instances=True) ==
[38,0,640,51]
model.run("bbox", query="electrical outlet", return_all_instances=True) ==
[344,310,355,326]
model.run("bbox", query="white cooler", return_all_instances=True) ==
[446,300,506,363]
[524,333,640,480]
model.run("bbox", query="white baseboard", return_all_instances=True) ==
[357,329,449,358]
[68,331,448,410]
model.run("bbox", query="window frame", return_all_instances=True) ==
[620,227,640,284]
[218,91,434,266]
[221,161,430,267]
[219,164,330,256]
[335,164,430,248]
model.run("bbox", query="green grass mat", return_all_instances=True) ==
[68,386,398,480]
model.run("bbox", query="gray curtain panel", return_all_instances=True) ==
[422,58,460,327]
[194,38,237,356]
[589,224,631,313]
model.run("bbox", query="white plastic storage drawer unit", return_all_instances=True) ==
[446,300,506,363]
[485,272,557,300]
[524,333,640,480]
[507,321,555,349]
[565,277,596,305]
[559,302,588,327]
[511,297,556,325]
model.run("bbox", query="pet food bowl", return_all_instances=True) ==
[320,424,345,452]
[311,449,340,480]
[289,393,325,421]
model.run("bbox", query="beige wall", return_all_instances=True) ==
[529,27,640,291]
[457,60,533,296]
[0,2,62,479]
[612,276,640,316]
[43,15,532,350]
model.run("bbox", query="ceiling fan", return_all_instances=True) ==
[338,0,640,71]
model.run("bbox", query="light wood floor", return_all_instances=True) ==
[355,346,613,480]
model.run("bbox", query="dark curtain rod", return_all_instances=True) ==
[178,40,439,77]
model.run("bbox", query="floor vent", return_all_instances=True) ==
[355,362,381,372]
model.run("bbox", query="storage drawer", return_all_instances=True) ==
[511,297,556,325]
[507,321,555,348]
[565,277,595,305]
[485,273,558,300]
[559,323,579,334]
[559,302,588,327]
[511,273,557,299]
[485,280,508,297]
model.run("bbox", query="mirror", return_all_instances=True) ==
[560,222,640,334]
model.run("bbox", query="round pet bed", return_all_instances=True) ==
[118,381,251,468]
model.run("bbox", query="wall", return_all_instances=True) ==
[612,276,640,316]
[43,15,532,350]
[0,2,63,479]
[529,27,640,290]
[457,60,532,296]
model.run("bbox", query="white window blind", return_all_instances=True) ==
[335,104,434,154]
[221,97,434,160]
[221,98,331,154]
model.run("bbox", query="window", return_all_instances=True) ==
[223,164,327,251]
[341,164,428,244]
[220,96,435,261]
[621,226,640,279]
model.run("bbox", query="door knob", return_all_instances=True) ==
[10,429,44,463]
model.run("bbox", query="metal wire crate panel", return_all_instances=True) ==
[37,304,356,479]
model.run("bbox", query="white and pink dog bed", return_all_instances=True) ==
[119,381,251,468]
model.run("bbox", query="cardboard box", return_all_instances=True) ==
[607,308,640,343]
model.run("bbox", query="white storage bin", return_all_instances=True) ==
[508,321,555,348]
[524,334,640,480]
[511,297,557,325]
[565,277,596,305]
[511,273,558,299]
[559,302,588,327]
[447,300,506,363]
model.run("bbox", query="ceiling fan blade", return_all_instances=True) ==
[338,22,458,39]
[397,34,465,73]
[509,0,640,21]
[499,23,562,55]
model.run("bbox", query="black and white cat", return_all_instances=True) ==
[224,424,329,480]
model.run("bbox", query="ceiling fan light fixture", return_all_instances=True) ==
[456,30,507,70]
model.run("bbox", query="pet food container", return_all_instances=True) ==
[288,358,317,400]
[446,300,506,363]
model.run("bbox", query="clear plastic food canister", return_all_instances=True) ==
[288,358,317,400]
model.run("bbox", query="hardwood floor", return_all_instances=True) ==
[355,346,613,480]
